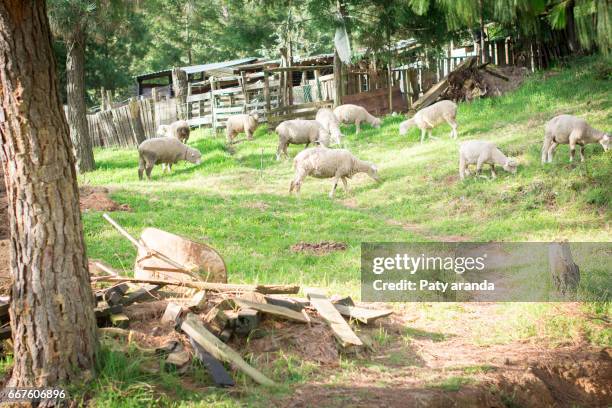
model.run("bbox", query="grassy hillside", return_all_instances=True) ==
[62,56,610,407]
[82,56,611,292]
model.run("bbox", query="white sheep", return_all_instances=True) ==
[541,114,610,163]
[275,119,330,160]
[399,100,458,143]
[290,147,381,198]
[156,125,170,137]
[459,140,517,180]
[226,112,259,143]
[315,108,343,145]
[333,104,381,134]
[138,137,201,180]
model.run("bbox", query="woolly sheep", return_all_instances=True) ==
[399,100,458,143]
[290,147,381,198]
[275,119,330,160]
[169,120,191,143]
[333,104,381,134]
[315,108,343,145]
[138,137,201,180]
[541,114,610,164]
[226,112,259,143]
[459,140,517,180]
[156,124,170,137]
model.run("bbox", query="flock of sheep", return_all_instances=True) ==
[137,101,609,198]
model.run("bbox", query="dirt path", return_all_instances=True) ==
[279,303,611,408]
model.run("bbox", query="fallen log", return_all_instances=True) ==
[94,276,299,295]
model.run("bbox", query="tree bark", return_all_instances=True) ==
[0,0,98,389]
[66,28,95,172]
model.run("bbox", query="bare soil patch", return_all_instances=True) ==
[79,185,131,212]
[291,241,348,255]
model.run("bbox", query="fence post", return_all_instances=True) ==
[240,71,248,113]
[264,71,271,118]
[210,77,217,135]
[128,97,146,144]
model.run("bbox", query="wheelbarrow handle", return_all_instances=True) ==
[103,213,144,251]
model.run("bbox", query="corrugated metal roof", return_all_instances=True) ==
[135,57,258,80]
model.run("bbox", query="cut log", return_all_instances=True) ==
[234,298,310,323]
[190,337,235,387]
[188,291,207,311]
[95,301,123,318]
[334,304,393,324]
[304,288,363,348]
[121,284,163,306]
[181,313,275,385]
[166,349,191,369]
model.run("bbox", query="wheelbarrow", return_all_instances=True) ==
[103,214,227,284]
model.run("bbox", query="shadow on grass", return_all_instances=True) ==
[403,327,450,342]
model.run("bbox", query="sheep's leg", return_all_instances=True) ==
[459,156,467,180]
[145,161,154,180]
[168,163,173,173]
[490,164,497,179]
[420,128,426,143]
[355,120,361,134]
[138,157,145,180]
[246,129,253,141]
[448,118,458,139]
[542,133,552,163]
[579,145,586,162]
[476,156,486,177]
[547,141,558,163]
[276,141,285,161]
[341,177,350,193]
[329,177,339,198]
[569,141,576,162]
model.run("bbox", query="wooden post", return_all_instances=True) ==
[128,97,146,144]
[152,87,158,102]
[240,71,248,112]
[106,90,113,109]
[172,68,188,120]
[264,71,271,117]
[333,50,343,107]
[314,69,322,100]
[505,38,510,65]
[210,77,217,134]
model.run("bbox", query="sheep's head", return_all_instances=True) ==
[371,117,382,128]
[503,158,518,174]
[317,128,331,147]
[367,163,381,182]
[186,147,202,165]
[250,111,260,122]
[600,134,610,152]
[399,119,414,136]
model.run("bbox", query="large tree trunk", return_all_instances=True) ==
[0,0,98,388]
[66,28,95,172]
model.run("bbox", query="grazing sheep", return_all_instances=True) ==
[226,112,259,143]
[399,100,458,143]
[459,140,517,180]
[333,104,381,134]
[171,120,191,143]
[541,114,610,163]
[315,108,343,145]
[290,147,381,198]
[138,137,201,180]
[156,124,170,137]
[275,119,330,160]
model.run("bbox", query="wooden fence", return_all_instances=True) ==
[87,97,177,148]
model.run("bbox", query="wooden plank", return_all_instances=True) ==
[334,304,393,325]
[190,337,235,387]
[304,288,363,348]
[181,313,275,386]
[234,298,309,323]
[94,276,300,294]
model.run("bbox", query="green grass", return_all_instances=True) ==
[72,56,611,406]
